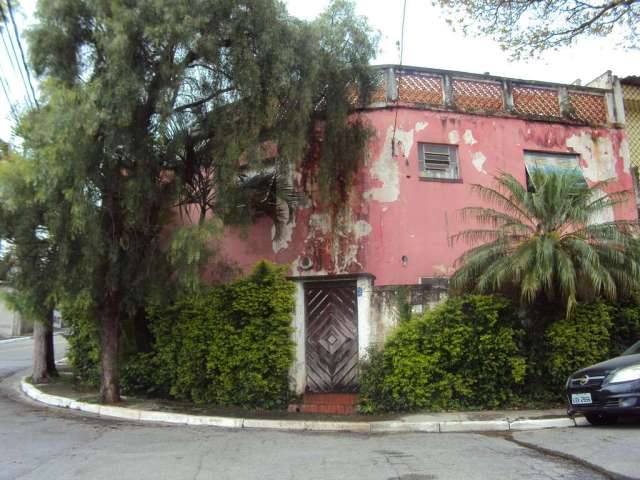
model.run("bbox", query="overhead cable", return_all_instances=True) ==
[0,17,32,107]
[6,0,38,108]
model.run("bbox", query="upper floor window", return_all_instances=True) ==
[418,143,459,181]
[523,151,586,191]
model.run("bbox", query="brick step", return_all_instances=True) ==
[303,393,358,405]
[287,393,359,415]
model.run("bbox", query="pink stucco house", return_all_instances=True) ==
[192,66,636,398]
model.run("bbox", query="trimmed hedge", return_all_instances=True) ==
[544,300,640,389]
[137,261,296,408]
[609,300,640,356]
[360,296,640,413]
[65,261,640,412]
[545,301,612,389]
[359,295,526,412]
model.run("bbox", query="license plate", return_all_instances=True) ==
[571,393,592,405]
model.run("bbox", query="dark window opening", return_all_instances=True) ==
[523,151,586,191]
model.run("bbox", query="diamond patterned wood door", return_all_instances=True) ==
[305,281,359,393]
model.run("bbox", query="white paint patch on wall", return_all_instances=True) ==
[619,138,631,174]
[471,151,488,174]
[566,133,617,182]
[271,203,296,253]
[448,130,460,144]
[415,121,428,131]
[333,244,362,273]
[463,129,477,145]
[308,213,331,235]
[364,126,414,203]
[433,264,456,276]
[588,188,615,225]
[353,220,372,239]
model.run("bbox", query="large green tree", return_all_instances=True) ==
[0,147,58,382]
[450,170,640,316]
[438,0,640,58]
[20,0,376,403]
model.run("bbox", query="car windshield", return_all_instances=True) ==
[622,340,640,356]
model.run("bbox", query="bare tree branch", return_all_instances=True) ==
[438,0,640,58]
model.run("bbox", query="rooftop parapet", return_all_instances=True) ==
[364,65,624,128]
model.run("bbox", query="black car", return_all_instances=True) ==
[566,340,640,425]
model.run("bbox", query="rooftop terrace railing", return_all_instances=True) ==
[366,66,625,127]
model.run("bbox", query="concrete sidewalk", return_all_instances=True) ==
[20,376,580,433]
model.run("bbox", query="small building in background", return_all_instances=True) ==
[0,286,30,338]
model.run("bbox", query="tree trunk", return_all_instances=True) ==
[45,310,58,377]
[99,298,121,404]
[32,320,48,383]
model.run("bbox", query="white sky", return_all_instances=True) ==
[2,0,640,141]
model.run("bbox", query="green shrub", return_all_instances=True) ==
[145,261,295,408]
[359,295,526,412]
[545,301,612,389]
[62,295,101,387]
[609,300,640,356]
[357,347,390,414]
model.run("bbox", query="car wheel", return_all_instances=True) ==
[584,412,618,426]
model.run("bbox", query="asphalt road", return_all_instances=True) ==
[0,334,67,380]
[0,336,638,480]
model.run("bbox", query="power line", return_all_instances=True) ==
[0,26,20,78]
[0,4,33,108]
[399,0,407,66]
[0,63,19,122]
[391,0,408,158]
[5,0,38,108]
[0,28,29,102]
[0,15,33,107]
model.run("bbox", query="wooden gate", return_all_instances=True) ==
[305,281,358,392]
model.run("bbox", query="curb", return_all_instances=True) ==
[20,378,578,433]
[0,335,32,344]
[0,331,65,345]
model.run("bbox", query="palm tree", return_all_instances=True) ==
[450,169,640,316]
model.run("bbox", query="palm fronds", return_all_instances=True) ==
[451,169,639,316]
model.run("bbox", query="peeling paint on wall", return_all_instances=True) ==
[208,108,637,288]
[333,243,362,273]
[471,152,488,174]
[566,132,617,182]
[589,188,615,225]
[329,210,370,273]
[620,138,631,174]
[364,126,414,203]
[308,213,331,236]
[353,220,372,239]
[271,200,296,253]
[463,129,477,145]
[433,264,455,276]
[290,255,328,276]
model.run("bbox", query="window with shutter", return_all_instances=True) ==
[418,143,459,181]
